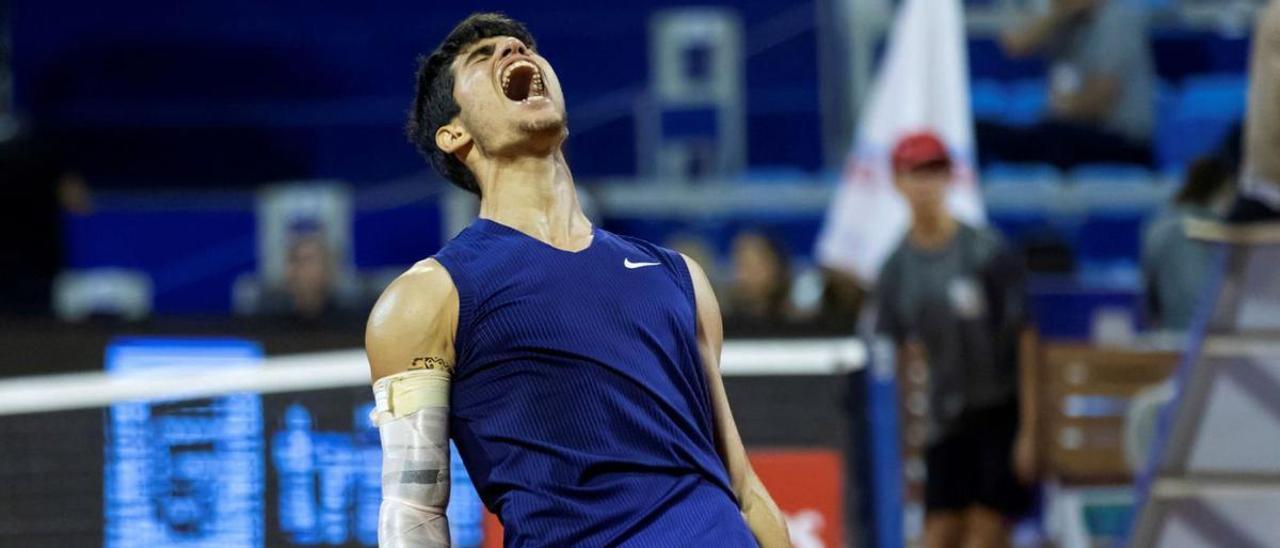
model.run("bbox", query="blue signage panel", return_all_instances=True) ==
[104,338,265,547]
[103,338,485,547]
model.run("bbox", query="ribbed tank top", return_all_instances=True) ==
[432,218,755,547]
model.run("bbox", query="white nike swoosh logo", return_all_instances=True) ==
[624,259,661,269]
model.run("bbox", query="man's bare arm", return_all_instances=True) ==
[366,259,459,547]
[1000,0,1095,57]
[682,254,792,548]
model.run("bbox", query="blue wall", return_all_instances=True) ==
[13,0,825,187]
[64,190,442,314]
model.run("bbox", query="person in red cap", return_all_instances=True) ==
[876,131,1034,548]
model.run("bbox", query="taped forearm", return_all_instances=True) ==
[380,497,449,547]
[372,369,452,547]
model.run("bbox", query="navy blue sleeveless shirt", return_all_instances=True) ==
[433,218,756,547]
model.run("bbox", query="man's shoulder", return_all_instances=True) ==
[957,223,1016,270]
[965,222,1007,249]
[879,237,912,282]
[611,230,672,254]
[371,259,458,321]
[365,259,459,381]
[610,231,687,268]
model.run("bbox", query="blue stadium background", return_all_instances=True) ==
[11,0,1253,327]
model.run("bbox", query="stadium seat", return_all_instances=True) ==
[1154,78,1179,137]
[989,209,1058,245]
[983,163,1065,245]
[1076,213,1147,266]
[1155,74,1247,170]
[983,162,1062,186]
[1003,79,1048,126]
[1155,117,1238,171]
[970,79,1008,121]
[1067,164,1161,266]
[1177,74,1248,119]
[984,168,1063,246]
[53,268,154,321]
[1068,164,1154,185]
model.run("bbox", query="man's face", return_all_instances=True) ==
[285,235,332,299]
[732,234,782,302]
[448,35,567,156]
[893,163,951,216]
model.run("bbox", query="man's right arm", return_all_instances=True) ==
[999,0,1095,58]
[366,259,459,547]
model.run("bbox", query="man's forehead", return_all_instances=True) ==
[458,36,521,56]
[451,36,513,71]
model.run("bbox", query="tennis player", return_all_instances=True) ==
[365,12,790,547]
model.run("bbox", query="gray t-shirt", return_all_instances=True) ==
[1046,2,1155,142]
[876,224,1024,441]
[1142,205,1216,331]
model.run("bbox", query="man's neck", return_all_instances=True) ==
[475,151,593,250]
[908,213,959,251]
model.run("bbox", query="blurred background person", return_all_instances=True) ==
[0,115,91,316]
[724,229,794,335]
[256,219,359,323]
[666,231,721,285]
[978,0,1155,169]
[875,132,1031,548]
[807,267,863,334]
[1143,132,1238,331]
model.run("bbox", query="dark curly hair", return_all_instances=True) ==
[407,13,536,196]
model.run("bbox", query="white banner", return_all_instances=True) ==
[816,0,986,284]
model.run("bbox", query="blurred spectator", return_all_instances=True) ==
[874,133,1031,548]
[0,115,91,316]
[724,230,794,334]
[979,0,1155,169]
[665,232,720,284]
[793,266,864,335]
[1143,143,1237,331]
[257,221,358,322]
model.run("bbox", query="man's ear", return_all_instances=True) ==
[435,120,472,156]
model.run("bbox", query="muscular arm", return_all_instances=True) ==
[366,259,459,547]
[682,255,792,548]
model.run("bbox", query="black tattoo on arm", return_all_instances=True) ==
[409,356,454,374]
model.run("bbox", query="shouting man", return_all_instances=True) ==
[365,13,790,547]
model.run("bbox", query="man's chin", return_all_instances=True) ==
[517,114,567,135]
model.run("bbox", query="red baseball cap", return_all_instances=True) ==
[891,131,952,172]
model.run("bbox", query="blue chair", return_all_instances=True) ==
[983,162,1062,185]
[1155,117,1239,171]
[983,164,1063,245]
[989,210,1056,245]
[1177,74,1247,120]
[971,79,1009,121]
[1076,213,1147,264]
[1155,74,1246,170]
[1069,163,1154,184]
[1004,79,1048,126]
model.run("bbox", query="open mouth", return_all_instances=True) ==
[500,59,546,103]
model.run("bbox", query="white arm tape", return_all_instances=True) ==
[372,369,452,547]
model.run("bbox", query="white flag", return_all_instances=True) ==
[815,0,986,284]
